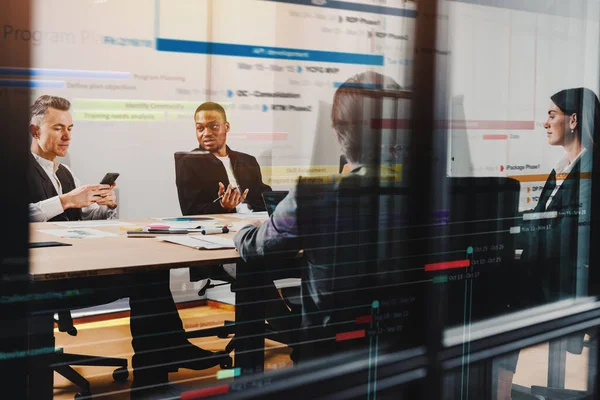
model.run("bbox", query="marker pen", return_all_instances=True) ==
[201,227,230,235]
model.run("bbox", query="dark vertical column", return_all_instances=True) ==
[589,7,600,396]
[0,1,32,398]
[547,339,567,389]
[234,261,266,376]
[407,0,444,398]
[27,313,55,400]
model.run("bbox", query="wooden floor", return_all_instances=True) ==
[53,304,591,399]
[53,305,293,399]
[513,340,590,391]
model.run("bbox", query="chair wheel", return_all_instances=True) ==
[74,391,91,399]
[220,356,233,369]
[67,326,78,337]
[112,367,129,382]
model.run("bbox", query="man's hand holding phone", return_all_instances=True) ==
[95,173,119,209]
[60,184,111,210]
[217,182,249,211]
[96,183,118,209]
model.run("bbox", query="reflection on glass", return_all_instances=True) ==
[8,0,600,398]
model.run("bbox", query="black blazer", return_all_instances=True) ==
[175,146,272,215]
[28,153,82,221]
[521,151,592,305]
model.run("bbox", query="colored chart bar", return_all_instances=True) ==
[336,329,366,342]
[261,0,418,18]
[356,315,373,324]
[181,384,230,400]
[483,134,509,140]
[424,259,470,272]
[217,368,240,380]
[0,80,65,88]
[333,82,384,89]
[372,119,535,130]
[522,211,558,221]
[440,120,534,130]
[156,39,384,66]
[0,67,129,79]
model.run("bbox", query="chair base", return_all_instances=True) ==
[531,386,590,400]
[51,350,129,397]
[186,320,297,359]
[186,320,235,339]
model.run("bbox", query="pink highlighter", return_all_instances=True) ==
[147,224,170,229]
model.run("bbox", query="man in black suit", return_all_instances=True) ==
[175,102,297,345]
[176,102,271,216]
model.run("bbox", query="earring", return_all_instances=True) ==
[571,129,574,134]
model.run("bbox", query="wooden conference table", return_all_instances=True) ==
[27,214,270,399]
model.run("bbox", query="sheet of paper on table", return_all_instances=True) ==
[228,211,268,220]
[158,235,235,250]
[52,220,133,228]
[37,228,120,239]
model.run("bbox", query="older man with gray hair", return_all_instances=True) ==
[28,95,117,222]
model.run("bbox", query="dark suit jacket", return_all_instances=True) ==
[175,146,272,215]
[505,151,594,364]
[234,166,424,361]
[523,151,592,304]
[28,153,82,221]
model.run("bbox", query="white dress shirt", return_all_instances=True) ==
[215,155,252,214]
[29,152,117,222]
[545,148,587,210]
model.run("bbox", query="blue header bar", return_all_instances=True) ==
[333,82,382,89]
[0,68,129,80]
[156,39,384,66]
[261,0,417,18]
[0,80,65,88]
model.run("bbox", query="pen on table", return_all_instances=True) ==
[146,229,190,234]
[201,227,230,235]
[127,230,189,236]
[212,186,238,203]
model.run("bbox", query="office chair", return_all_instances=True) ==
[528,335,596,400]
[185,266,303,363]
[286,174,418,363]
[53,310,128,399]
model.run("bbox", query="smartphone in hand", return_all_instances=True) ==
[100,172,120,186]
